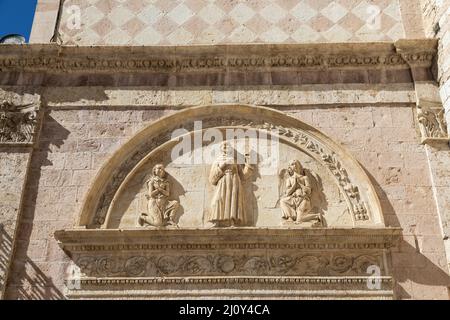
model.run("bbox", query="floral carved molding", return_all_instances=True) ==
[0,100,41,146]
[75,253,383,278]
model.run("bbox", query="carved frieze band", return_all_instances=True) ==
[74,253,384,278]
[56,228,400,297]
[0,42,436,74]
[0,54,410,73]
[0,100,41,146]
[92,118,370,227]
[417,102,449,144]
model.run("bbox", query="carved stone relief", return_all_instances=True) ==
[138,164,180,228]
[115,140,352,229]
[106,126,366,228]
[0,100,40,145]
[55,228,401,299]
[81,105,382,229]
[417,102,449,144]
[279,160,323,227]
[208,142,254,227]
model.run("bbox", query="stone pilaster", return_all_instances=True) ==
[0,99,42,299]
[397,38,450,273]
[29,0,61,44]
[418,0,450,130]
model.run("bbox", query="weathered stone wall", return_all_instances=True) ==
[0,149,32,298]
[419,0,450,123]
[1,86,448,299]
[30,0,427,45]
[418,0,450,275]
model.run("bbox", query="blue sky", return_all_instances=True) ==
[0,0,37,42]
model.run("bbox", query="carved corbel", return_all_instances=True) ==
[395,39,437,83]
[416,100,449,144]
[0,100,42,146]
[395,39,437,69]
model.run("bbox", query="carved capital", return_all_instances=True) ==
[395,39,437,69]
[0,100,41,146]
[417,100,449,144]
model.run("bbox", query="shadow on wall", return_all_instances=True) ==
[365,168,450,299]
[4,113,69,300]
[0,223,12,294]
[0,224,64,300]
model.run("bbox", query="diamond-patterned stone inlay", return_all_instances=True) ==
[137,5,163,25]
[351,0,374,22]
[60,0,407,45]
[260,26,289,43]
[230,3,256,24]
[199,4,226,25]
[259,3,287,24]
[167,4,195,26]
[291,2,318,23]
[108,6,134,27]
[321,2,348,24]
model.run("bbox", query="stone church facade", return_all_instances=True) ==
[1,0,450,299]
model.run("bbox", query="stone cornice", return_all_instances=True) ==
[74,276,393,286]
[395,39,438,68]
[67,276,394,299]
[55,228,402,252]
[0,40,437,74]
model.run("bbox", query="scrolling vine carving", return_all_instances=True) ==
[76,253,382,278]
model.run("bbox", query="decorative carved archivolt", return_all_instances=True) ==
[83,105,382,228]
[0,100,40,145]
